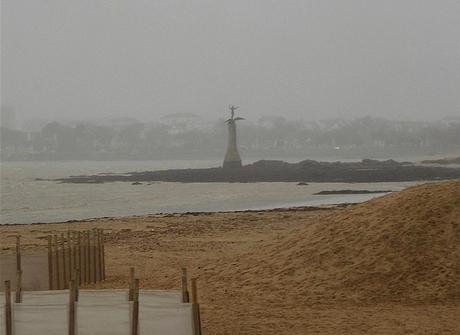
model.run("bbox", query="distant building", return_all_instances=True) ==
[21,118,53,132]
[161,113,204,134]
[1,106,16,129]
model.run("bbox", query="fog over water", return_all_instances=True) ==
[2,0,460,123]
[1,2,460,224]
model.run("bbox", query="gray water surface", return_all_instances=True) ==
[1,160,422,224]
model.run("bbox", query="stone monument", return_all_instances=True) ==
[223,105,244,169]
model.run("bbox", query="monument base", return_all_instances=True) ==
[223,160,242,169]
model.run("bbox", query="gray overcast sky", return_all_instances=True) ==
[2,0,460,123]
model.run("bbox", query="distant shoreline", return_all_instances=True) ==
[0,203,351,226]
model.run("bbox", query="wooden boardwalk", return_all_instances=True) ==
[1,289,201,335]
[1,232,202,335]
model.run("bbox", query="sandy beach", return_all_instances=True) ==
[1,181,459,334]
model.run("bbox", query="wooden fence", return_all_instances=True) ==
[47,229,106,290]
[10,229,106,293]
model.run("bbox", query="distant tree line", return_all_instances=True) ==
[1,116,459,160]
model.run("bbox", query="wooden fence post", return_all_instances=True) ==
[68,231,73,282]
[71,270,80,302]
[129,267,135,301]
[77,231,82,285]
[131,278,139,335]
[72,232,78,280]
[181,268,189,303]
[97,229,104,281]
[60,234,67,289]
[66,232,72,287]
[89,230,94,284]
[85,231,90,284]
[94,229,101,282]
[15,270,22,303]
[68,279,76,335]
[15,235,22,299]
[5,281,12,335]
[54,235,61,289]
[47,235,53,290]
[76,270,80,301]
[16,235,21,272]
[191,278,202,335]
[100,229,106,280]
[93,229,98,283]
[81,231,86,284]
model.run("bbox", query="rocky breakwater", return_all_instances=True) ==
[53,159,460,184]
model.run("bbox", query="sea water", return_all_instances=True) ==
[0,160,423,224]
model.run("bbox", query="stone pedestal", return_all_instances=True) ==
[223,160,242,169]
[223,120,242,169]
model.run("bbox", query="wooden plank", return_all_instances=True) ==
[4,280,12,335]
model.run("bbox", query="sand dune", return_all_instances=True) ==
[205,181,460,304]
